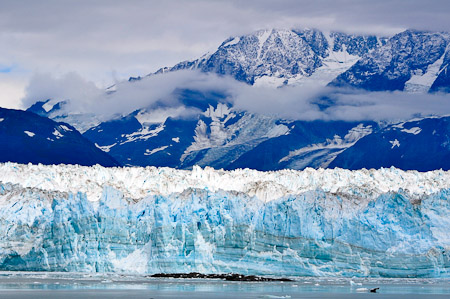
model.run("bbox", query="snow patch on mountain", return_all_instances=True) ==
[222,36,241,48]
[52,129,63,138]
[59,125,72,131]
[405,49,447,92]
[135,107,188,125]
[42,100,56,113]
[31,100,102,133]
[24,131,35,137]
[286,49,360,87]
[204,103,232,119]
[264,124,290,138]
[181,104,238,158]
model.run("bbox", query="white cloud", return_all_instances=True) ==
[21,70,450,124]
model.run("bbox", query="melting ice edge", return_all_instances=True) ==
[0,163,448,277]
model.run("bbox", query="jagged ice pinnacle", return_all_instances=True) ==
[0,163,448,277]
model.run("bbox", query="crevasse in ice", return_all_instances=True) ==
[0,162,448,277]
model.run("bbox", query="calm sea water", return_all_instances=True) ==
[0,272,448,298]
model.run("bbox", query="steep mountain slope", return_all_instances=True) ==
[154,29,385,87]
[0,108,119,166]
[330,116,450,171]
[331,30,450,92]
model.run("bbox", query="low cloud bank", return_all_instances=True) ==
[22,70,450,123]
[22,71,242,121]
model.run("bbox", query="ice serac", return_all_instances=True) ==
[0,163,449,277]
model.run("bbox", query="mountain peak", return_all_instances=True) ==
[151,28,387,87]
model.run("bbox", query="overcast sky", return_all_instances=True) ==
[1,0,449,109]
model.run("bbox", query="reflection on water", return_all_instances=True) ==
[0,272,449,298]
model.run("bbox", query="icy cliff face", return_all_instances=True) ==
[0,163,449,277]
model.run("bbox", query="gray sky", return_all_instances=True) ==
[1,0,449,109]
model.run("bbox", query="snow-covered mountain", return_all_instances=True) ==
[0,108,118,167]
[331,30,450,92]
[0,163,448,277]
[153,29,386,87]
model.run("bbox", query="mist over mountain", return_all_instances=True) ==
[0,107,118,166]
[2,1,450,282]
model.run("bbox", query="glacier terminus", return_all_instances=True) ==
[0,163,448,278]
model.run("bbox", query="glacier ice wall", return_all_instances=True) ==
[0,163,449,277]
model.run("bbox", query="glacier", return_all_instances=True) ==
[0,162,449,277]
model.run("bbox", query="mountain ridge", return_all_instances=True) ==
[0,107,119,167]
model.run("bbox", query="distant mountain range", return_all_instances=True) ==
[0,108,118,166]
[8,28,450,170]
